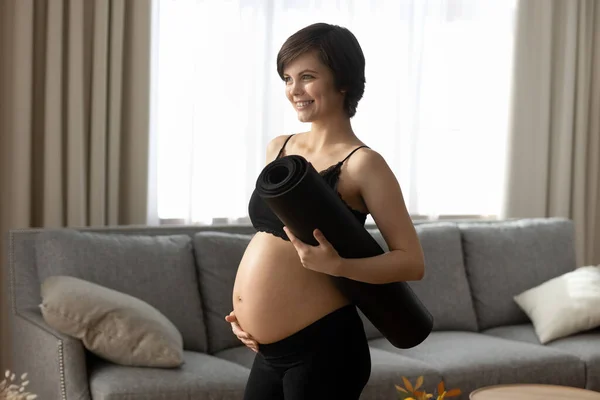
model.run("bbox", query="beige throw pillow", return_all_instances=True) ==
[513,265,600,344]
[40,275,184,368]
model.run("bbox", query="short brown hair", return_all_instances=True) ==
[276,23,366,118]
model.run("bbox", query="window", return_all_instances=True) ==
[150,0,518,225]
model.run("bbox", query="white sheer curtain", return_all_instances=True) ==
[151,0,517,225]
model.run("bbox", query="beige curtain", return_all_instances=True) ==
[0,0,152,371]
[503,0,600,267]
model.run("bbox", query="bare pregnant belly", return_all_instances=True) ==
[232,232,351,344]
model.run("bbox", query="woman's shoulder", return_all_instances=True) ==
[264,133,293,162]
[265,132,308,159]
[346,144,379,164]
[266,134,291,158]
[344,146,389,180]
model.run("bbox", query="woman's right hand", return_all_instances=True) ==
[225,311,259,353]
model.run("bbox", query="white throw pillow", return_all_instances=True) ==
[513,265,600,344]
[40,275,184,368]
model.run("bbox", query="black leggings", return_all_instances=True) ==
[243,304,371,400]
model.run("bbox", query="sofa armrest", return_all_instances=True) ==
[11,307,91,400]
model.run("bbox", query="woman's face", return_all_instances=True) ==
[282,51,345,123]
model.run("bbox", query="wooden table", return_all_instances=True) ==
[470,384,600,400]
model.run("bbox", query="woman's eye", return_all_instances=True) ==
[283,75,312,83]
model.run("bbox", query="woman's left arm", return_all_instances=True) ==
[339,149,425,284]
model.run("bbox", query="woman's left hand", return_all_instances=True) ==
[283,226,343,276]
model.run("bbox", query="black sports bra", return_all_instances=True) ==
[248,134,369,241]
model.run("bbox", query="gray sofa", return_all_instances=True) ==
[5,217,600,400]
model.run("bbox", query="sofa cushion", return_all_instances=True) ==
[35,229,208,352]
[193,232,253,354]
[369,331,586,397]
[40,275,183,368]
[459,218,576,330]
[484,324,600,391]
[410,223,478,331]
[514,265,600,343]
[88,351,250,400]
[366,223,478,337]
[214,345,442,399]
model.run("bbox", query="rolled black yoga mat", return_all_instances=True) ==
[255,154,433,349]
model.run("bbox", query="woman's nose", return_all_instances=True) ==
[290,81,304,96]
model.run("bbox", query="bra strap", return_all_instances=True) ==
[275,134,295,160]
[340,145,369,164]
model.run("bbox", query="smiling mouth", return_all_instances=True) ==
[295,100,314,109]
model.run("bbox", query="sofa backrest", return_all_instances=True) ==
[7,218,577,353]
[458,217,576,330]
[7,224,256,353]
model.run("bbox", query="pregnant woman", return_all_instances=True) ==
[226,23,425,400]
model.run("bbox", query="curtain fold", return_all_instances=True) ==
[0,0,151,371]
[503,0,600,266]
